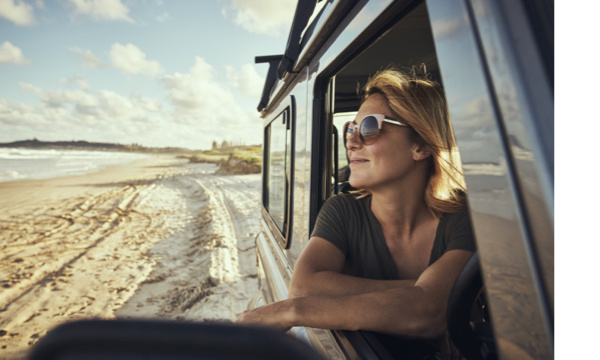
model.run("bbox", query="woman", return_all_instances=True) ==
[237,69,475,357]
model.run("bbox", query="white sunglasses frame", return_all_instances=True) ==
[343,114,408,147]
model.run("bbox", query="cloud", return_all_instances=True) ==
[447,95,501,163]
[0,99,47,127]
[19,81,43,95]
[161,57,261,143]
[20,81,98,110]
[43,89,98,109]
[431,17,461,39]
[2,58,262,149]
[226,63,263,98]
[69,47,105,69]
[2,82,171,146]
[69,44,162,77]
[97,90,155,120]
[0,41,31,65]
[156,12,169,22]
[221,0,295,36]
[0,0,36,25]
[67,0,134,23]
[60,75,91,91]
[162,57,241,116]
[109,43,163,76]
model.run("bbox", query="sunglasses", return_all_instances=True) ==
[343,114,409,148]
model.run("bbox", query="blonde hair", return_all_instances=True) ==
[357,69,466,215]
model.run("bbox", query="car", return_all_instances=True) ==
[251,0,553,359]
[28,1,553,359]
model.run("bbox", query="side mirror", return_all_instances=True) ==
[28,319,326,360]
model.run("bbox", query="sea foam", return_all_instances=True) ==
[0,148,150,182]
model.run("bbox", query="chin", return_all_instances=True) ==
[348,176,367,190]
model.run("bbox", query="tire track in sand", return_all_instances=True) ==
[0,185,147,312]
[0,170,181,359]
[192,174,261,319]
[0,162,261,359]
[115,170,260,323]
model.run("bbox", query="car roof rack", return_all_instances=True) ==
[255,0,320,112]
[255,55,284,112]
[277,0,319,80]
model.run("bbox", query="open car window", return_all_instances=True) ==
[324,2,443,198]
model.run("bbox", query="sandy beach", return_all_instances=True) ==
[0,155,261,359]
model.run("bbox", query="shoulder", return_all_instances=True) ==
[312,194,367,254]
[314,194,359,228]
[441,205,472,230]
[432,205,476,260]
[314,194,371,236]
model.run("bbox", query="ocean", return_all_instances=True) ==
[0,148,150,183]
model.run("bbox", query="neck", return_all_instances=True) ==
[372,192,431,234]
[369,172,434,237]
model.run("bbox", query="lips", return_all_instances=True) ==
[349,158,368,165]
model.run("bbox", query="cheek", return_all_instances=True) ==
[375,144,418,179]
[374,140,413,165]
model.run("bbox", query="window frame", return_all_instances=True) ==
[262,95,296,249]
[311,0,438,224]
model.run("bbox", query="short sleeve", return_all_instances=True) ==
[430,206,476,264]
[445,206,476,252]
[310,195,352,254]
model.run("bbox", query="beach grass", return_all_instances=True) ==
[179,145,262,167]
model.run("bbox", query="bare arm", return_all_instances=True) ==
[288,236,415,298]
[238,249,472,339]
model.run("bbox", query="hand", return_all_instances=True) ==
[236,300,295,332]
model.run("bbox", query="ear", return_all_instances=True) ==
[412,143,432,162]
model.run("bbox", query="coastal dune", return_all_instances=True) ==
[0,156,261,359]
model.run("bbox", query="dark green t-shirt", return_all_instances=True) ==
[310,193,476,280]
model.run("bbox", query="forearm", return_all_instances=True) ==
[239,250,471,339]
[290,250,473,338]
[238,287,445,339]
[290,287,445,338]
[289,270,415,298]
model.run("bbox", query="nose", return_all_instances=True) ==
[346,130,361,150]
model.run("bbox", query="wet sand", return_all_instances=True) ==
[0,155,260,359]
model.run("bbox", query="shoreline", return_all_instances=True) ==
[0,147,159,184]
[0,154,181,207]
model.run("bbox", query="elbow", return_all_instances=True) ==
[384,287,447,339]
[288,283,301,298]
[289,278,310,298]
[408,301,447,339]
[289,280,321,298]
[289,271,324,298]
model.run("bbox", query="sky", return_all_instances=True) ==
[0,0,297,150]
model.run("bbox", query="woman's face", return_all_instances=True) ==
[347,93,419,191]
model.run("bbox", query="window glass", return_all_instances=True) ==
[265,111,289,233]
[333,111,355,183]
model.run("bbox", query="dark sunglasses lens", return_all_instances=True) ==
[360,116,380,145]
